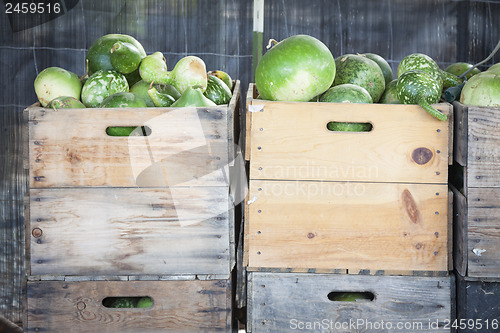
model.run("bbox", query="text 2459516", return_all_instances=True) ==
[5,2,61,14]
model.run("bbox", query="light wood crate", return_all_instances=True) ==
[247,272,455,333]
[25,275,233,332]
[244,84,453,274]
[23,81,240,277]
[452,102,500,279]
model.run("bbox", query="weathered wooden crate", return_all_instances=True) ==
[453,101,500,189]
[244,84,453,274]
[25,275,234,333]
[451,102,500,279]
[455,273,500,333]
[247,271,455,333]
[23,81,240,277]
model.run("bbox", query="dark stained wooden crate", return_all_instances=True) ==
[247,271,455,333]
[455,273,500,333]
[452,102,500,279]
[25,276,234,333]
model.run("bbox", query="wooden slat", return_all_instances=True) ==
[467,187,500,278]
[245,180,449,272]
[451,185,468,277]
[26,279,231,332]
[448,188,453,272]
[28,187,232,276]
[248,100,451,183]
[27,106,231,188]
[452,101,468,167]
[248,272,453,333]
[245,83,259,161]
[456,274,500,331]
[465,105,500,187]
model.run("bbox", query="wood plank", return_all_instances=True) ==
[248,101,451,183]
[26,279,231,332]
[0,315,23,333]
[456,274,500,333]
[465,105,500,187]
[248,272,453,333]
[452,101,468,167]
[451,185,468,277]
[244,83,256,161]
[227,80,240,165]
[28,187,233,276]
[27,106,231,188]
[467,187,500,278]
[245,180,449,272]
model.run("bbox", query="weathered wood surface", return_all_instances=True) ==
[0,315,23,333]
[27,187,234,276]
[245,180,449,273]
[246,84,452,184]
[456,273,500,333]
[452,186,468,277]
[453,102,500,188]
[25,106,231,188]
[247,272,454,333]
[26,279,232,332]
[466,187,500,278]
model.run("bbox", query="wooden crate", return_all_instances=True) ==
[244,84,453,274]
[23,81,240,277]
[247,271,455,333]
[455,273,500,333]
[25,276,233,333]
[453,102,500,189]
[453,186,500,279]
[451,102,500,279]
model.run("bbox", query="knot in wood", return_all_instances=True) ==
[412,147,433,165]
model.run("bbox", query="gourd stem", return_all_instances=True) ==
[460,39,500,78]
[266,39,278,49]
[417,97,447,121]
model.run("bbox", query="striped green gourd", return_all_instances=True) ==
[396,70,447,121]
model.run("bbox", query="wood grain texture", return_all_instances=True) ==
[452,186,468,277]
[246,89,451,183]
[247,272,453,333]
[467,187,500,278]
[26,279,232,332]
[456,274,500,333]
[28,187,233,276]
[452,101,468,167]
[245,180,449,272]
[26,105,232,188]
[465,104,500,188]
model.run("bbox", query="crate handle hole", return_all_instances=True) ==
[326,121,373,132]
[106,126,152,137]
[102,296,153,308]
[327,291,374,302]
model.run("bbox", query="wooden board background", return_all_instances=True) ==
[247,272,454,333]
[245,180,449,273]
[28,187,234,276]
[26,279,232,332]
[246,85,452,184]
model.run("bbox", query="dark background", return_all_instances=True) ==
[1,0,499,324]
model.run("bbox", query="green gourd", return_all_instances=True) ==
[396,70,447,121]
